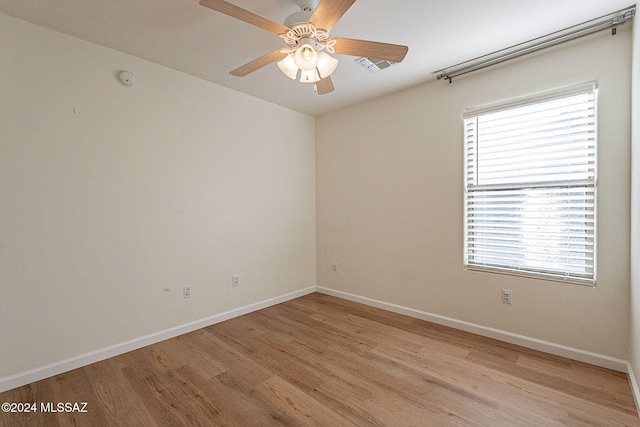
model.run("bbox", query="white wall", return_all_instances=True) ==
[317,28,632,358]
[630,6,640,396]
[0,13,316,380]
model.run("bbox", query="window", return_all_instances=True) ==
[463,83,597,284]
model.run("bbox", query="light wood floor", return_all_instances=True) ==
[1,293,638,426]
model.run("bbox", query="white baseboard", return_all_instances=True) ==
[316,286,629,373]
[628,362,640,413]
[0,286,316,394]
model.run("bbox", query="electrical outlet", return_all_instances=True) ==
[501,289,512,304]
[183,285,192,299]
[232,275,239,287]
[333,262,338,272]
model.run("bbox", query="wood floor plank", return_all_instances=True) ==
[466,347,638,415]
[373,343,571,424]
[1,292,638,426]
[84,358,158,426]
[376,339,640,425]
[209,370,306,425]
[211,324,327,395]
[325,341,502,426]
[165,365,238,426]
[153,335,228,380]
[255,303,379,353]
[119,363,191,426]
[0,381,58,427]
[516,352,633,395]
[47,367,109,427]
[188,330,272,387]
[258,376,357,426]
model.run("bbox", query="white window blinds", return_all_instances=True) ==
[463,83,597,284]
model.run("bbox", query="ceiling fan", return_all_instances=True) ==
[199,0,409,94]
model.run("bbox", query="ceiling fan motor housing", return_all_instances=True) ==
[297,0,319,12]
[284,0,319,27]
[284,11,313,28]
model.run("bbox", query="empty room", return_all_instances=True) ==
[1,0,640,425]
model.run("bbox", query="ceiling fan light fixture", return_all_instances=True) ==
[293,40,319,71]
[277,54,298,80]
[316,51,338,78]
[299,69,320,83]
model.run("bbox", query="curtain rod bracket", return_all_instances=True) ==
[436,73,453,84]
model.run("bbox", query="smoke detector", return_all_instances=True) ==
[117,70,136,87]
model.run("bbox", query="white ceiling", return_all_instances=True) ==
[0,0,633,116]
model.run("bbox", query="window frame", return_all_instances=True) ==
[463,83,598,285]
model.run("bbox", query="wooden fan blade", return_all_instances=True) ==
[333,38,409,63]
[309,0,356,31]
[315,76,335,95]
[200,0,289,35]
[230,49,287,77]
